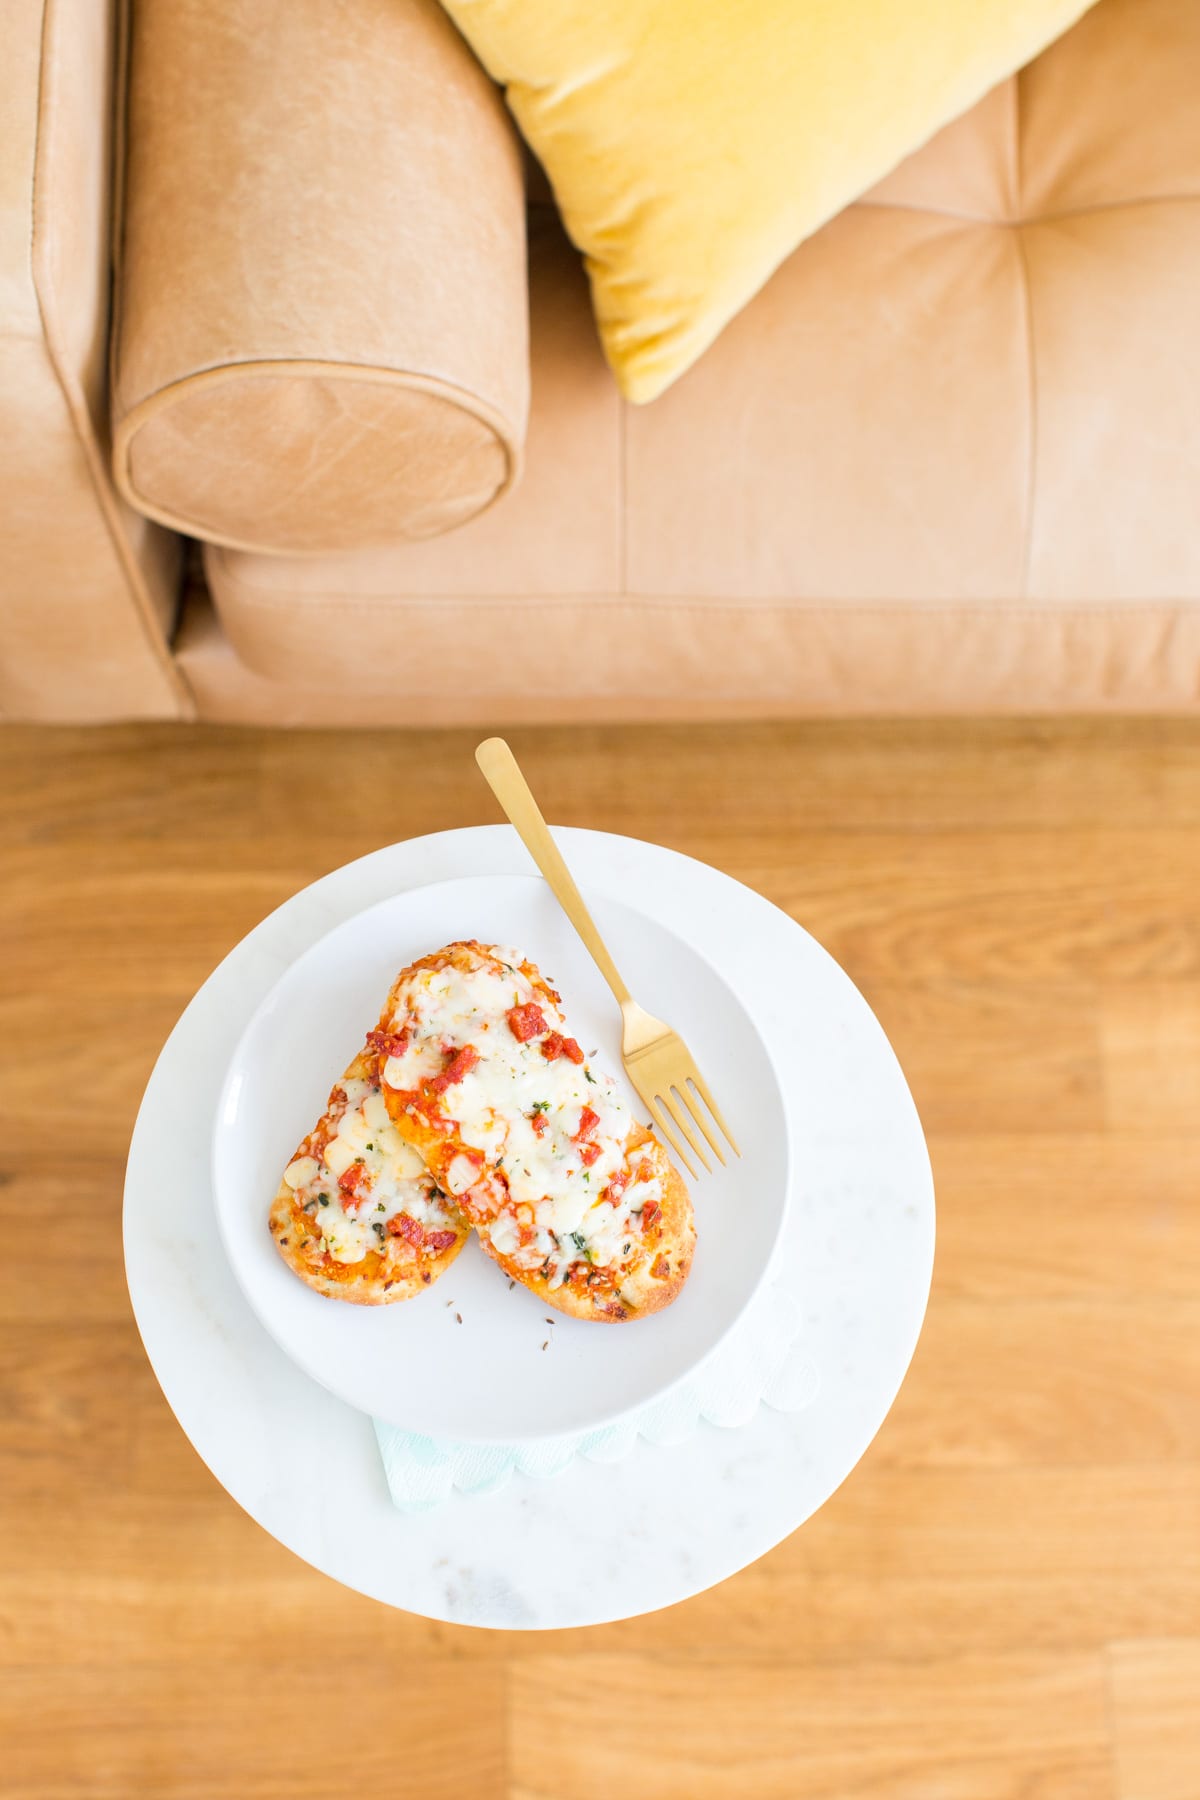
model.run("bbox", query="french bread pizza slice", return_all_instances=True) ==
[269,1050,468,1304]
[372,941,695,1321]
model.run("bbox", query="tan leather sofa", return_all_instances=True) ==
[4,0,1199,725]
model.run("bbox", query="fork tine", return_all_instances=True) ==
[677,1081,726,1167]
[644,1093,699,1180]
[661,1087,712,1174]
[687,1067,741,1158]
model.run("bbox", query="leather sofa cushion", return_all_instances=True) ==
[111,0,528,555]
[439,0,1095,401]
[199,0,1200,719]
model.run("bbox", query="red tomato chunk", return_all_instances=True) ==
[428,1045,480,1094]
[605,1170,630,1205]
[506,1003,547,1043]
[573,1105,600,1141]
[337,1162,371,1209]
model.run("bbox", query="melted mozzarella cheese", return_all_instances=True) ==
[380,945,664,1278]
[286,1077,455,1264]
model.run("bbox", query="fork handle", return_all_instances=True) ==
[475,738,633,1009]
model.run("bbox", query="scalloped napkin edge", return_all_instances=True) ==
[374,1281,819,1512]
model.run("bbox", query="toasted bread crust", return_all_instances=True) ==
[373,940,559,1187]
[268,1184,467,1304]
[272,943,696,1319]
[269,1050,469,1305]
[480,1146,695,1321]
[376,944,696,1322]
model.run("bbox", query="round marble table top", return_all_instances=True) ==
[124,826,934,1630]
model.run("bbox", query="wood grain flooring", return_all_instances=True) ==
[2,718,1198,1799]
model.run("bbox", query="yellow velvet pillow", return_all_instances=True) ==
[440,0,1096,401]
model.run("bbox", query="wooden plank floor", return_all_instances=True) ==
[2,718,1198,1800]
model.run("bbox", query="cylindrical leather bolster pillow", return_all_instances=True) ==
[112,0,529,553]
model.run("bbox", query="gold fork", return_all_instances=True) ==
[475,737,740,1180]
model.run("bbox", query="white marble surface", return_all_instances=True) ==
[124,827,935,1630]
[374,1280,820,1510]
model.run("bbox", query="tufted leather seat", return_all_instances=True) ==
[190,0,1200,720]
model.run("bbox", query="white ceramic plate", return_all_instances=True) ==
[213,873,790,1441]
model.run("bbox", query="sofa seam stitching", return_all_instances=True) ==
[1013,129,1039,601]
[203,582,1200,618]
[1011,63,1039,604]
[108,0,131,416]
[1007,72,1020,222]
[618,393,629,593]
[852,192,1200,229]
